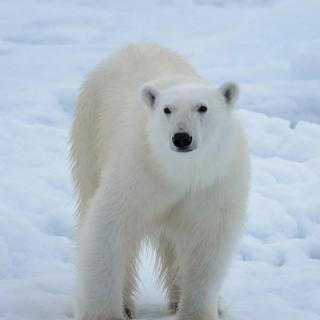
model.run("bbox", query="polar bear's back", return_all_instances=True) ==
[99,43,197,84]
[70,43,198,220]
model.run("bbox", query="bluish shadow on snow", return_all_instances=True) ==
[137,303,174,320]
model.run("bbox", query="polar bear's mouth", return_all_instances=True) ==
[172,147,195,153]
[171,145,197,153]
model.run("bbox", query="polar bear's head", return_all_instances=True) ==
[140,82,239,154]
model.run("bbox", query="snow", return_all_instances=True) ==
[0,0,319,319]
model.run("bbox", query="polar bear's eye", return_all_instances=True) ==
[164,107,172,115]
[198,105,208,113]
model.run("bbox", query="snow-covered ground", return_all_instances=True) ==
[0,0,319,319]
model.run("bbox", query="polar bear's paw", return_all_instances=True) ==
[124,298,136,319]
[168,300,179,314]
[218,296,230,318]
[124,307,135,319]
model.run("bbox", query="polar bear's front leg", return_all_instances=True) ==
[172,200,243,320]
[75,189,139,320]
[176,227,237,320]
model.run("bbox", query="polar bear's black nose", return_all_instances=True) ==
[172,132,193,149]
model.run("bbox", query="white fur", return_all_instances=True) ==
[70,43,250,320]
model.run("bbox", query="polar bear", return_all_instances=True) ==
[70,43,250,320]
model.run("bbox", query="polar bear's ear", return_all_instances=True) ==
[140,85,159,110]
[219,82,239,108]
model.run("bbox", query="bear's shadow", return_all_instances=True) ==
[136,303,174,320]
